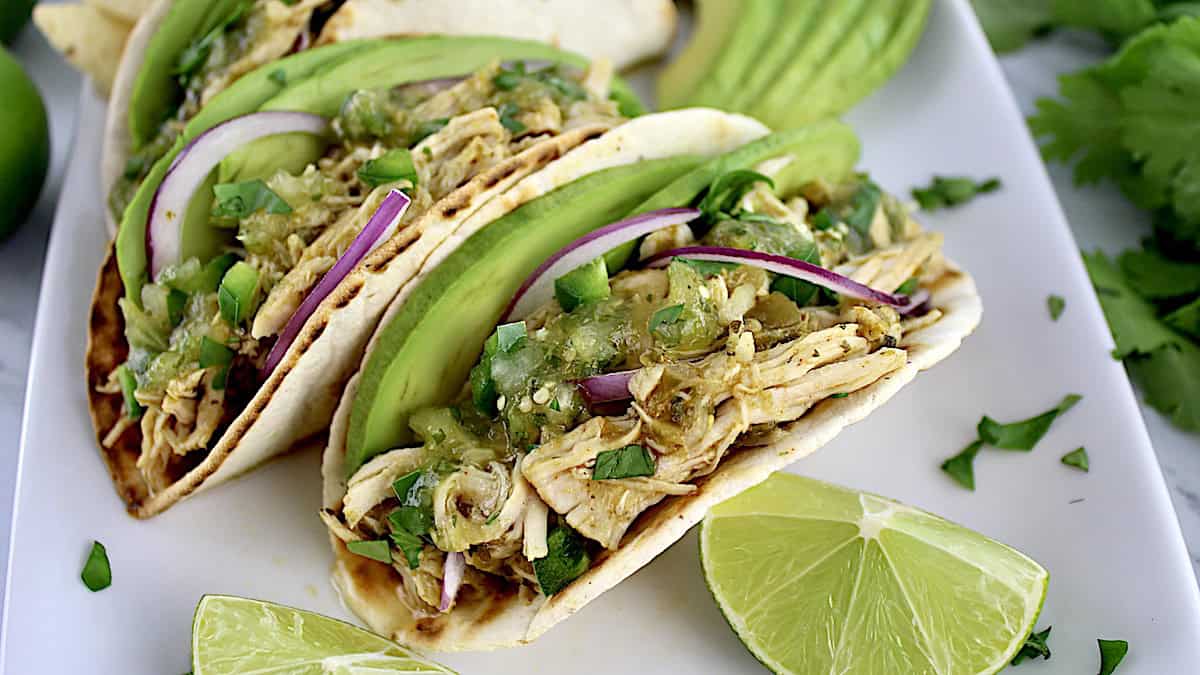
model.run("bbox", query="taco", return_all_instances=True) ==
[318,115,983,649]
[87,46,649,517]
[101,0,675,235]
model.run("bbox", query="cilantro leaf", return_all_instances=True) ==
[940,440,982,490]
[649,304,685,334]
[1011,625,1052,665]
[1097,638,1130,675]
[592,445,655,480]
[698,170,774,220]
[1118,249,1200,299]
[1051,0,1156,36]
[388,529,424,569]
[346,540,392,564]
[81,541,112,591]
[533,525,590,595]
[212,180,292,219]
[1128,340,1200,430]
[1048,294,1066,321]
[392,471,421,503]
[198,336,235,390]
[1061,447,1090,471]
[1031,69,1131,188]
[911,176,1001,210]
[1083,250,1183,357]
[969,0,1056,53]
[497,102,527,134]
[1164,296,1200,338]
[977,394,1082,450]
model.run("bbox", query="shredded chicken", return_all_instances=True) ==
[197,0,325,107]
[341,447,424,528]
[135,369,225,493]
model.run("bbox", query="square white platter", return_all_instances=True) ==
[4,1,1199,672]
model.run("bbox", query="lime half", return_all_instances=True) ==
[192,595,455,674]
[700,474,1048,674]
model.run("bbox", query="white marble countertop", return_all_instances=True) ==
[1,13,1196,611]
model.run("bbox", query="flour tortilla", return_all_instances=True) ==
[315,0,676,70]
[86,125,609,518]
[101,0,170,238]
[319,120,983,651]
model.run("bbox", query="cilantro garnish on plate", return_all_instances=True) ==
[911,175,1001,210]
[1098,638,1130,675]
[1011,625,1052,665]
[81,541,111,592]
[1061,447,1090,471]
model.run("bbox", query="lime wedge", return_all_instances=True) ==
[192,595,455,674]
[700,474,1048,674]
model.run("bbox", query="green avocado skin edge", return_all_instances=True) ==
[344,157,703,476]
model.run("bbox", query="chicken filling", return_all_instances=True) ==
[325,175,948,614]
[102,62,624,494]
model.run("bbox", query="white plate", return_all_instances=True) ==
[4,1,1199,672]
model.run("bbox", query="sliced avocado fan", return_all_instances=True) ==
[658,0,932,129]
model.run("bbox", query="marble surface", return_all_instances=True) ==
[0,14,1196,615]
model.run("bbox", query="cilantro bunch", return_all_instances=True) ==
[974,2,1200,432]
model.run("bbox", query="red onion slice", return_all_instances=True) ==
[502,208,701,321]
[147,111,330,278]
[899,289,932,316]
[439,551,465,612]
[576,370,637,406]
[643,246,910,308]
[262,190,412,375]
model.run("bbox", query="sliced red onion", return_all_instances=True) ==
[644,246,910,308]
[899,289,932,316]
[439,551,465,612]
[502,208,701,321]
[147,111,330,278]
[576,370,637,406]
[262,190,412,375]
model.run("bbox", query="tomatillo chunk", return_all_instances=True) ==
[554,257,611,312]
[0,48,49,240]
[218,261,261,326]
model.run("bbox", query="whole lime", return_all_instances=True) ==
[0,47,49,240]
[0,0,35,45]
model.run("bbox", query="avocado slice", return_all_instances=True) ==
[116,40,374,302]
[682,0,784,109]
[128,0,246,149]
[603,120,861,272]
[656,0,743,111]
[724,0,837,113]
[219,36,646,183]
[344,156,701,476]
[751,0,931,128]
[554,257,611,312]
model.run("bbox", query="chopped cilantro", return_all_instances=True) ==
[592,445,655,480]
[649,304,685,335]
[911,176,1001,210]
[388,506,432,537]
[1047,294,1066,321]
[1061,447,1090,471]
[174,2,247,85]
[391,471,421,503]
[357,148,417,188]
[895,277,920,295]
[830,392,849,399]
[1098,639,1129,675]
[977,394,1081,450]
[81,541,112,591]
[212,180,292,219]
[533,525,590,595]
[678,257,737,277]
[1011,625,1052,665]
[940,440,982,490]
[698,170,774,220]
[549,398,560,411]
[842,181,882,237]
[497,102,526,134]
[346,540,392,564]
